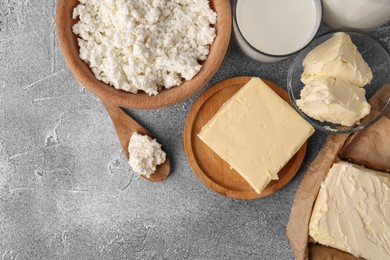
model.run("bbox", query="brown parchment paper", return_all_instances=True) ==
[287,84,390,260]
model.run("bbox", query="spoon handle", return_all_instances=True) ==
[102,101,150,159]
[101,100,170,182]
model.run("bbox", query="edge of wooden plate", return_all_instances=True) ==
[183,76,308,200]
[56,0,232,109]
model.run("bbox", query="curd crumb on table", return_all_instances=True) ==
[128,132,166,178]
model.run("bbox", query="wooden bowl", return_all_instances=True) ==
[56,0,232,109]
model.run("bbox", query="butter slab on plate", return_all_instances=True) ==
[183,76,314,199]
[198,77,314,194]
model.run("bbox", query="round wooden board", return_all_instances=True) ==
[183,76,308,200]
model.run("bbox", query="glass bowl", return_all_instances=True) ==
[287,31,390,134]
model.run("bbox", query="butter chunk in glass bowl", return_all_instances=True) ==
[287,31,390,134]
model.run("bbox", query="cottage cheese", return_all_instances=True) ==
[128,132,166,178]
[72,0,217,95]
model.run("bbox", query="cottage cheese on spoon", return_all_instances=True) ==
[72,0,217,95]
[128,132,166,178]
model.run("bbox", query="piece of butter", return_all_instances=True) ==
[301,32,373,87]
[198,77,314,194]
[309,161,390,260]
[296,77,371,126]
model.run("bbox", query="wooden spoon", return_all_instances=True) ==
[102,101,170,182]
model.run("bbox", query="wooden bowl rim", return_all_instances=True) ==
[56,0,232,109]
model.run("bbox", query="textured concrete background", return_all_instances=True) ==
[0,0,389,259]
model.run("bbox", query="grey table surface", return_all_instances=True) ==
[0,1,389,259]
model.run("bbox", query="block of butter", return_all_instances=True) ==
[309,161,390,260]
[301,32,373,87]
[296,77,371,126]
[198,77,314,194]
[297,32,373,126]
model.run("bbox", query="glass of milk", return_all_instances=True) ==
[323,0,390,30]
[233,0,323,62]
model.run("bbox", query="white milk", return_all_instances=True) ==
[236,0,320,56]
[323,0,390,30]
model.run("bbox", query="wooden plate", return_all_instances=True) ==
[56,0,232,109]
[183,76,308,199]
